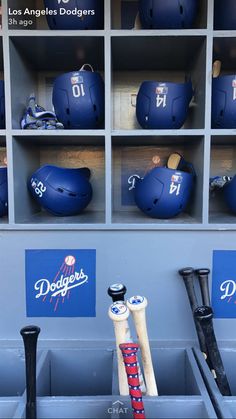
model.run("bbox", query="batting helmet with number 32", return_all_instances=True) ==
[28,165,93,216]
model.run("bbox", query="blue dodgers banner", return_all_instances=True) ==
[25,249,96,317]
[212,250,236,318]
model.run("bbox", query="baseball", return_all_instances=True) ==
[64,255,76,266]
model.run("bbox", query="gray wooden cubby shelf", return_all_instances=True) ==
[194,348,236,419]
[0,347,217,419]
[0,0,236,231]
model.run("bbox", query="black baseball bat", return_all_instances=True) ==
[194,306,231,396]
[107,283,127,302]
[20,326,41,419]
[195,268,211,306]
[179,268,208,355]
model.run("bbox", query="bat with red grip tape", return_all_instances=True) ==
[194,306,231,396]
[20,326,40,419]
[119,343,146,419]
[108,284,146,393]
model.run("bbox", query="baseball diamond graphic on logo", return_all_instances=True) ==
[25,249,96,317]
[212,250,236,318]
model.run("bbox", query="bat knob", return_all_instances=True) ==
[194,306,213,322]
[178,267,194,277]
[127,296,147,311]
[107,283,127,302]
[20,326,41,346]
[108,301,130,321]
[195,268,210,276]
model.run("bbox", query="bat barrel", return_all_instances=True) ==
[119,343,146,419]
[107,283,127,302]
[195,268,211,306]
[20,326,41,419]
[194,306,232,396]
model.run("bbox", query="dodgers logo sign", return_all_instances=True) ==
[25,249,96,317]
[212,250,236,318]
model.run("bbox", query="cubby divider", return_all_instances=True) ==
[194,347,236,419]
[8,346,217,419]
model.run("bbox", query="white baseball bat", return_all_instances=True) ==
[108,284,146,393]
[127,296,158,396]
[212,60,222,78]
[108,302,130,396]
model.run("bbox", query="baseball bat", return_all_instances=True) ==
[20,326,41,419]
[108,302,130,395]
[108,284,146,393]
[195,269,211,306]
[194,306,231,396]
[119,343,146,419]
[178,268,208,356]
[127,296,158,396]
[212,60,222,78]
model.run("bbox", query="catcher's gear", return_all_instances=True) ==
[21,95,64,130]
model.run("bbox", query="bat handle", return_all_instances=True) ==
[194,307,232,396]
[119,343,146,419]
[107,283,127,302]
[178,268,198,310]
[20,326,40,419]
[195,269,211,306]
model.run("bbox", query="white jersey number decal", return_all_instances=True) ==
[72,84,85,98]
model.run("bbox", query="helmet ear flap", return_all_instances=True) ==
[78,168,91,180]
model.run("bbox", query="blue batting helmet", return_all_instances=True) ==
[212,75,236,128]
[0,167,8,217]
[133,167,194,219]
[214,0,236,30]
[53,64,105,129]
[0,81,5,129]
[28,165,93,216]
[138,0,198,29]
[136,81,193,129]
[224,176,236,214]
[44,0,104,30]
